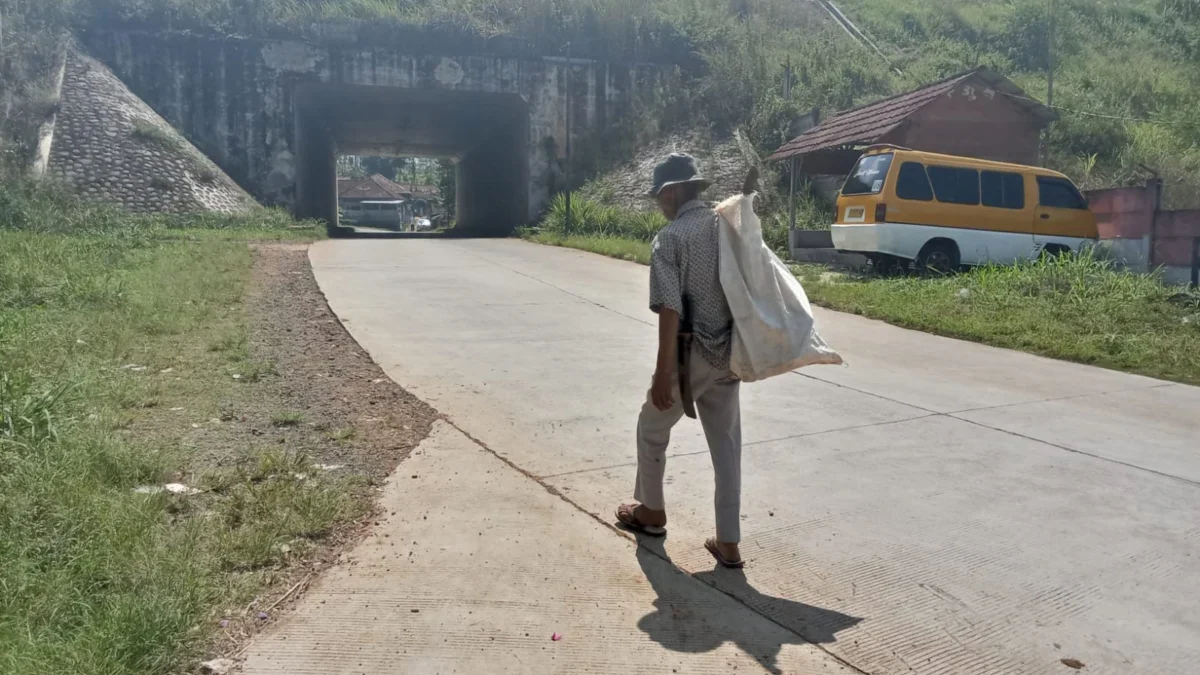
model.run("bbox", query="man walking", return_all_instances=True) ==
[615,153,744,569]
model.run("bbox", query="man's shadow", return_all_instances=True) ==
[634,536,861,675]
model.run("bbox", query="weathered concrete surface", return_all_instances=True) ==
[307,239,1200,675]
[242,421,854,675]
[48,47,256,214]
[81,29,664,230]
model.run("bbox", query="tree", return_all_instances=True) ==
[436,159,456,218]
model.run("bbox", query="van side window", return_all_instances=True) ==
[981,171,1025,209]
[927,166,980,205]
[1038,177,1087,209]
[895,162,933,201]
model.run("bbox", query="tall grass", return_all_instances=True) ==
[527,223,1200,382]
[0,175,337,674]
[796,251,1200,383]
[539,192,796,252]
[0,170,299,235]
[539,192,667,241]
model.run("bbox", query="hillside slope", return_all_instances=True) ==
[12,0,1200,209]
[833,0,1200,206]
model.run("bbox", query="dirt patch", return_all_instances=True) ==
[243,243,437,480]
[126,242,438,664]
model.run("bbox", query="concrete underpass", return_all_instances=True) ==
[294,84,529,235]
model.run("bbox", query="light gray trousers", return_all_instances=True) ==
[634,348,743,543]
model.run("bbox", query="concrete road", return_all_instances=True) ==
[259,239,1199,675]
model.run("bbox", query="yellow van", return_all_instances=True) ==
[832,146,1098,273]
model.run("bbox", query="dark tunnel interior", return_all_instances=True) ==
[293,83,530,236]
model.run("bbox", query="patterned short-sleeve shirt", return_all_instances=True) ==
[648,200,733,371]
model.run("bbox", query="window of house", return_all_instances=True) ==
[1037,177,1088,209]
[895,162,934,201]
[981,171,1025,209]
[927,166,980,205]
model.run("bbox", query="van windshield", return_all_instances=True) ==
[842,153,894,195]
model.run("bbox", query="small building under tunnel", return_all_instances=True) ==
[295,84,528,234]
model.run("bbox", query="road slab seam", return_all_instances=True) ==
[944,382,1178,415]
[949,414,1200,489]
[437,414,873,675]
[537,412,940,480]
[457,242,655,328]
[798,372,1200,487]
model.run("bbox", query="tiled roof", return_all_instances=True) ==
[337,174,409,200]
[337,174,442,201]
[394,182,441,199]
[768,68,1055,162]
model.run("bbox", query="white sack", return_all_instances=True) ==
[716,193,842,382]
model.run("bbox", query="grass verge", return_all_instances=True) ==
[525,231,652,264]
[0,181,360,673]
[521,231,1200,385]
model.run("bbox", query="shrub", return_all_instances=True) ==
[540,193,668,242]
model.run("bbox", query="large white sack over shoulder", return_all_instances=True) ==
[715,193,842,382]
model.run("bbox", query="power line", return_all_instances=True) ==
[998,89,1197,128]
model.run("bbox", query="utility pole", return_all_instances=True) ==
[564,41,573,234]
[411,158,418,231]
[1042,0,1057,165]
[1047,0,1056,111]
[782,56,792,102]
[784,57,798,238]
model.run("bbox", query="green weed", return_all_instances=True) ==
[130,120,180,152]
[0,173,340,675]
[271,411,304,427]
[529,232,1200,384]
[327,427,357,443]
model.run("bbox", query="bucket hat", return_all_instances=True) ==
[647,153,711,197]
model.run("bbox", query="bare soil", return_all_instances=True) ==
[131,243,439,665]
[242,243,436,480]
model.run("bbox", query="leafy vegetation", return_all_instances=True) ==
[527,230,653,265]
[523,226,1200,384]
[795,253,1200,384]
[0,175,347,674]
[835,0,1200,206]
[7,0,1200,205]
[537,192,800,252]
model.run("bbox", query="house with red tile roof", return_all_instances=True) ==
[770,68,1056,177]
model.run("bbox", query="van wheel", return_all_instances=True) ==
[1041,244,1071,259]
[872,254,909,277]
[916,240,960,275]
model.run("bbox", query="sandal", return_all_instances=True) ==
[705,537,745,569]
[615,504,666,537]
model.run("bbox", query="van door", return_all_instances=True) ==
[977,170,1037,262]
[1035,176,1092,253]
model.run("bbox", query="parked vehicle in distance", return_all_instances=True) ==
[832,146,1098,273]
[341,200,411,231]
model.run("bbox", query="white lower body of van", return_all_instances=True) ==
[832,222,1095,267]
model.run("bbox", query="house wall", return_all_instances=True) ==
[891,85,1042,166]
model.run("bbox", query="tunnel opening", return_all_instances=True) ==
[293,83,529,237]
[335,156,452,235]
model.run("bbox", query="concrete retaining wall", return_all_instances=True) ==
[1086,182,1200,283]
[80,28,659,229]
